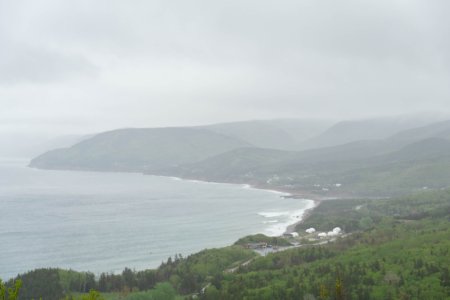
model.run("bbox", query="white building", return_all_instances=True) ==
[305,228,316,234]
[333,227,342,234]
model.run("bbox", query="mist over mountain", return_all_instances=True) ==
[30,127,251,172]
[29,114,450,197]
[298,113,448,150]
[29,118,331,171]
[202,119,333,150]
[161,118,450,196]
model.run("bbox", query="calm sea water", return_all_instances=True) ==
[0,158,313,280]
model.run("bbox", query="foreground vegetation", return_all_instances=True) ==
[215,190,450,299]
[4,189,450,299]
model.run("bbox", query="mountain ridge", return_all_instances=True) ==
[29,116,450,197]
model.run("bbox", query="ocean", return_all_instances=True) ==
[0,158,313,280]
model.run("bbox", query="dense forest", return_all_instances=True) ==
[3,189,450,299]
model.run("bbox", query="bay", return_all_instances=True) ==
[0,158,313,280]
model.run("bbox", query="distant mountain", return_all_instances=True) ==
[386,119,450,143]
[299,114,447,150]
[29,118,332,171]
[160,120,450,196]
[201,119,332,150]
[29,116,450,197]
[30,127,251,172]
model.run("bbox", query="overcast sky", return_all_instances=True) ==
[1,0,450,135]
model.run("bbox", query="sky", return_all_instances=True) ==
[1,0,450,136]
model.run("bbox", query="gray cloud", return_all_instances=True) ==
[0,40,97,84]
[1,0,450,135]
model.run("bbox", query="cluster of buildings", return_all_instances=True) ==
[244,226,344,254]
[284,226,343,241]
[305,227,342,238]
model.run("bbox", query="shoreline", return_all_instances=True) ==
[162,175,324,236]
[283,199,321,234]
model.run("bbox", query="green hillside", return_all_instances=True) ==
[158,147,294,182]
[213,190,450,299]
[162,122,450,197]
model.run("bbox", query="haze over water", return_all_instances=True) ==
[0,158,313,280]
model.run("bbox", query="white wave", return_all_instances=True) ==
[239,184,291,197]
[258,211,290,218]
[262,200,316,236]
[263,189,291,196]
[262,220,279,224]
[264,224,290,236]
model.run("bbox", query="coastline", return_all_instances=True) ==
[283,199,321,234]
[213,181,328,235]
[163,174,322,236]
